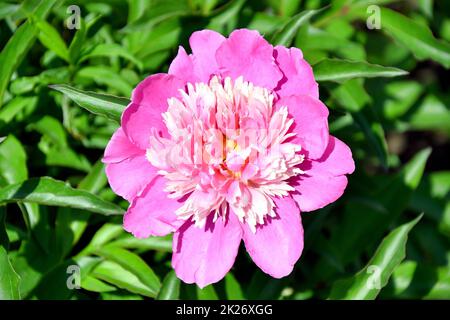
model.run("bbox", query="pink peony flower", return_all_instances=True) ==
[103,29,355,287]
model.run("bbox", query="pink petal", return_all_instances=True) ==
[168,30,225,84]
[242,196,303,278]
[172,213,243,288]
[216,29,283,89]
[277,94,329,160]
[168,46,200,83]
[122,74,185,149]
[105,154,157,201]
[103,127,142,164]
[274,46,319,99]
[189,30,225,82]
[123,176,184,238]
[292,136,355,212]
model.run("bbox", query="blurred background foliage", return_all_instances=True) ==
[0,0,449,300]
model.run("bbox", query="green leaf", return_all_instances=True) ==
[313,58,408,82]
[331,79,388,169]
[332,79,371,113]
[110,234,173,252]
[34,18,69,62]
[299,27,366,61]
[80,43,143,70]
[0,246,21,300]
[197,285,219,300]
[0,177,123,216]
[329,214,423,300]
[49,84,129,123]
[271,9,322,46]
[0,96,38,124]
[94,245,161,297]
[206,0,245,33]
[378,7,450,68]
[81,275,117,293]
[0,0,56,105]
[91,260,157,298]
[0,135,27,185]
[157,270,180,300]
[68,18,87,65]
[75,66,133,96]
[78,160,107,194]
[225,273,244,300]
[86,223,124,251]
[407,94,450,133]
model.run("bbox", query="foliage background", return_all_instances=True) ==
[0,0,449,300]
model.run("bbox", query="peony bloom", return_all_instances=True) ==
[103,29,354,287]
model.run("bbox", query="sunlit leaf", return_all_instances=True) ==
[95,245,160,296]
[91,260,157,298]
[271,9,322,46]
[313,58,408,82]
[0,177,123,215]
[49,84,129,123]
[157,270,180,300]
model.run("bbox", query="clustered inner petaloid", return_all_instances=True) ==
[146,76,304,232]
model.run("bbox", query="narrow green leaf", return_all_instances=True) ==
[81,275,116,293]
[92,260,157,298]
[206,0,245,32]
[110,234,173,252]
[0,96,38,124]
[122,0,191,34]
[352,110,389,170]
[80,43,143,70]
[225,273,245,300]
[75,66,133,96]
[329,214,423,300]
[77,160,107,194]
[0,177,123,216]
[35,18,69,62]
[77,223,125,258]
[49,84,129,123]
[197,285,219,300]
[379,7,450,68]
[157,270,180,300]
[95,245,161,296]
[313,58,408,82]
[271,9,322,46]
[68,18,87,65]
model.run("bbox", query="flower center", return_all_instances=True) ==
[146,76,303,232]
